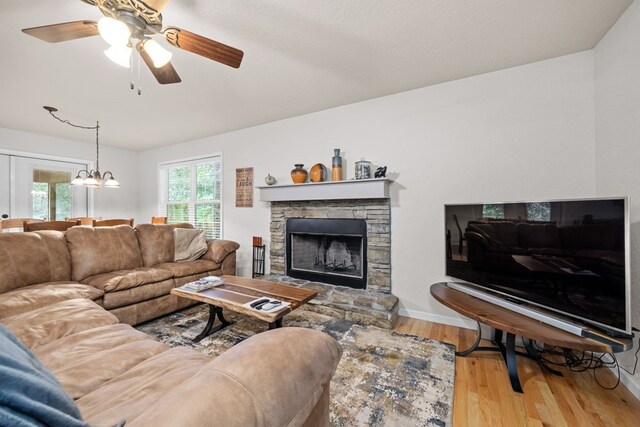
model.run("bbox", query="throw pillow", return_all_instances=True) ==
[174,228,208,262]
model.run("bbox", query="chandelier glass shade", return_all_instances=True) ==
[44,106,119,189]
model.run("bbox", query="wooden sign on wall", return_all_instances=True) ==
[235,167,253,207]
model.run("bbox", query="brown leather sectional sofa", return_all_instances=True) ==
[0,225,342,426]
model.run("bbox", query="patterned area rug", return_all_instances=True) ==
[136,305,455,426]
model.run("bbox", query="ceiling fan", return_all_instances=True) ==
[21,0,244,85]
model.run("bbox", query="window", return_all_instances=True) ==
[482,204,504,219]
[159,155,222,239]
[526,202,551,222]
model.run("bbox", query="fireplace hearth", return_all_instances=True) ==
[286,218,367,289]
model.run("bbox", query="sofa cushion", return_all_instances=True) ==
[0,325,91,427]
[82,267,174,293]
[34,324,168,400]
[518,223,561,249]
[0,282,104,320]
[77,347,209,426]
[487,222,518,247]
[1,299,118,350]
[66,226,143,282]
[174,228,208,262]
[135,224,175,267]
[202,239,241,263]
[0,231,72,294]
[155,260,221,278]
[101,279,175,310]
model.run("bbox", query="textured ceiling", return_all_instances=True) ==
[0,0,632,151]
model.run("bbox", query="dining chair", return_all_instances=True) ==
[151,216,168,224]
[93,218,134,227]
[24,220,81,232]
[1,218,44,232]
[66,216,101,226]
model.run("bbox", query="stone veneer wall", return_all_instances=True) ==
[269,198,391,293]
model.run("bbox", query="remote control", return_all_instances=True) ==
[254,301,271,310]
[250,298,269,308]
[261,301,282,311]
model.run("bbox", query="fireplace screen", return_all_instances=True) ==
[290,233,363,278]
[286,218,367,289]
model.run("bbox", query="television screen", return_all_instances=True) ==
[445,198,629,335]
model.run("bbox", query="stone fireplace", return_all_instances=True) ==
[265,197,398,328]
[269,199,391,292]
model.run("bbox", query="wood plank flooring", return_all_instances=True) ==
[393,316,640,426]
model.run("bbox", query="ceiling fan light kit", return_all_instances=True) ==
[104,44,132,68]
[22,0,244,86]
[142,38,172,68]
[97,16,130,46]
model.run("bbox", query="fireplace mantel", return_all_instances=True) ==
[257,178,390,202]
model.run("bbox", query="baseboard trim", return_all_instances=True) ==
[398,308,477,330]
[617,366,640,400]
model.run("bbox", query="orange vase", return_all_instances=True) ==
[291,164,308,184]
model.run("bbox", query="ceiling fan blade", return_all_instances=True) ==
[163,27,243,68]
[137,43,182,84]
[22,20,98,43]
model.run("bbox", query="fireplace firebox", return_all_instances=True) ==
[286,218,367,289]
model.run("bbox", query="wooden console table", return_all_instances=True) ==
[430,282,633,393]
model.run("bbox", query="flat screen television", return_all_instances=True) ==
[445,197,630,336]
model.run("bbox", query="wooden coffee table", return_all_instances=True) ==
[170,275,317,342]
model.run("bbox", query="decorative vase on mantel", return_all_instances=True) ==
[291,164,308,184]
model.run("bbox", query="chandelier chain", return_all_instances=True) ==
[46,109,98,130]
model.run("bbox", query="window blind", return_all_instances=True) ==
[159,156,222,239]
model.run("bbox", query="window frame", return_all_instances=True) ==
[158,153,223,239]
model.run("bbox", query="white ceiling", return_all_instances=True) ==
[0,0,632,151]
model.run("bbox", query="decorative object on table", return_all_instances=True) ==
[374,166,387,178]
[138,306,455,427]
[43,106,119,189]
[235,167,253,207]
[309,163,328,183]
[264,173,277,186]
[355,159,372,179]
[290,164,308,184]
[332,149,343,181]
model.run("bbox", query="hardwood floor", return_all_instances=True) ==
[393,316,640,426]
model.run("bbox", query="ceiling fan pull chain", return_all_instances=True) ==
[137,54,142,95]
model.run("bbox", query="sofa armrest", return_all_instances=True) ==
[464,231,490,248]
[128,328,342,427]
[201,239,240,263]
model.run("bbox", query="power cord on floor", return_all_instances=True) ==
[528,338,640,391]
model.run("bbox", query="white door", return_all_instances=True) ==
[10,156,88,220]
[0,154,9,219]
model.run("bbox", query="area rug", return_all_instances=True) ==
[136,305,455,426]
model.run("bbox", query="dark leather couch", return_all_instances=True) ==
[464,220,624,274]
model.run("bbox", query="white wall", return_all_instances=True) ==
[138,51,597,325]
[0,127,139,220]
[595,0,640,397]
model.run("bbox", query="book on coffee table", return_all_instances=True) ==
[182,277,224,292]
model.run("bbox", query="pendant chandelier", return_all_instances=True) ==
[44,106,119,189]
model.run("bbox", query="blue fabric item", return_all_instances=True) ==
[0,324,91,427]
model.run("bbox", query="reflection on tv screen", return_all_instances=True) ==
[445,198,627,333]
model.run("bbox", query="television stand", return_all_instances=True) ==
[430,282,633,393]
